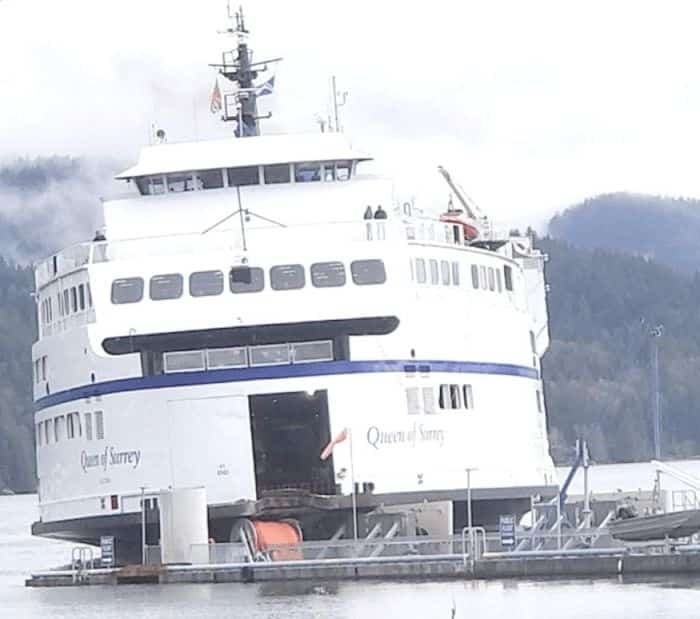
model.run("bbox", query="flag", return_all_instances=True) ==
[210,79,222,114]
[256,74,275,97]
[320,428,348,461]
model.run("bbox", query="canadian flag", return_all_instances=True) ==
[320,428,348,461]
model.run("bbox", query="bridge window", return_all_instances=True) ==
[111,277,144,304]
[415,258,427,284]
[423,387,436,414]
[195,168,225,190]
[44,420,51,445]
[406,387,420,415]
[206,347,247,369]
[270,264,305,290]
[249,343,290,366]
[71,287,78,312]
[189,270,224,297]
[351,259,386,285]
[150,273,183,301]
[230,267,265,293]
[294,162,321,183]
[479,266,487,289]
[54,415,65,442]
[227,166,259,186]
[67,412,81,439]
[291,340,333,363]
[452,262,460,286]
[335,160,352,181]
[463,384,474,409]
[166,172,195,193]
[63,289,70,313]
[36,423,42,446]
[78,284,86,310]
[135,176,166,195]
[487,267,495,291]
[311,262,346,288]
[496,269,502,292]
[164,350,205,373]
[263,164,291,184]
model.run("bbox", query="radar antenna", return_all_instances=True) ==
[209,5,283,137]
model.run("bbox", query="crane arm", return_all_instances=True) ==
[437,166,485,221]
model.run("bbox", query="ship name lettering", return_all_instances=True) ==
[367,424,445,449]
[109,447,141,469]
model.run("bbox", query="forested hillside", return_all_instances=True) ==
[549,193,700,275]
[540,237,700,463]
[0,259,36,491]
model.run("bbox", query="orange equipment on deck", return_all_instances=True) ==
[251,520,303,561]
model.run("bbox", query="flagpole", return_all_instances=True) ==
[348,428,358,542]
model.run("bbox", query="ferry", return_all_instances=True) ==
[31,9,557,562]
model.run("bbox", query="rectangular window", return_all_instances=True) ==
[351,259,387,285]
[440,260,450,285]
[311,262,346,288]
[57,293,63,317]
[95,411,104,440]
[472,264,479,290]
[34,359,40,384]
[415,258,427,284]
[423,387,436,414]
[63,289,70,312]
[67,413,75,439]
[335,160,352,181]
[41,356,47,381]
[450,384,462,409]
[111,278,144,304]
[294,162,321,182]
[406,387,420,415]
[270,264,306,290]
[429,259,439,285]
[291,340,333,363]
[463,384,474,409]
[227,166,259,186]
[48,297,53,322]
[71,287,78,312]
[487,267,495,291]
[263,164,291,184]
[189,270,224,297]
[479,266,487,289]
[206,347,248,369]
[323,162,336,181]
[438,384,450,410]
[44,420,51,444]
[150,273,183,300]
[249,343,290,366]
[78,284,86,310]
[87,282,93,307]
[452,262,460,286]
[54,415,64,442]
[504,265,513,291]
[36,423,42,446]
[229,267,265,293]
[165,172,194,192]
[195,168,225,189]
[85,412,93,441]
[496,269,502,292]
[138,175,165,195]
[163,350,206,373]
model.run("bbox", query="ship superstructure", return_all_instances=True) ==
[31,10,556,561]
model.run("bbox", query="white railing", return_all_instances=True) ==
[35,215,489,288]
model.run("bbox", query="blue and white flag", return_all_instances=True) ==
[256,75,275,97]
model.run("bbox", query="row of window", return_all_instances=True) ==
[405,384,475,415]
[36,411,104,446]
[134,160,354,195]
[33,356,48,384]
[412,258,514,294]
[111,259,386,304]
[40,282,93,325]
[164,340,334,373]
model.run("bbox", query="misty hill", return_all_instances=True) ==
[548,193,700,275]
[0,156,121,264]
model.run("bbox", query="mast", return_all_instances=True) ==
[210,5,281,137]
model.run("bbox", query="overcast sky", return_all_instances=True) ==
[1,0,700,230]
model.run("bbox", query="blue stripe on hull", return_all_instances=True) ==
[34,359,539,412]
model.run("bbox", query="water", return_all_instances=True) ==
[5,461,700,618]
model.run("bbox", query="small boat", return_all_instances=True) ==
[608,509,700,541]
